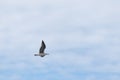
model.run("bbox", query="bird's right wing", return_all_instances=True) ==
[39,40,46,53]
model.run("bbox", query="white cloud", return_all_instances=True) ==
[0,74,22,80]
[0,0,120,80]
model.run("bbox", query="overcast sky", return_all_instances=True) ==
[0,0,120,80]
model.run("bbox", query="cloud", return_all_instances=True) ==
[0,0,120,80]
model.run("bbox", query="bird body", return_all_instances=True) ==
[34,53,48,57]
[34,40,49,57]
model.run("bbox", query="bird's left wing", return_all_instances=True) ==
[39,40,46,53]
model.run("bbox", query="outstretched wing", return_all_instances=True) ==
[39,40,46,53]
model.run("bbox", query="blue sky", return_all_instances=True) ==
[0,0,120,80]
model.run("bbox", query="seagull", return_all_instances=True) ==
[34,40,49,57]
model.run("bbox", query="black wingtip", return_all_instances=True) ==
[42,40,44,42]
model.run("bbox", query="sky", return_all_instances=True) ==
[0,0,120,80]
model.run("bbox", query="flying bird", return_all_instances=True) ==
[34,40,49,57]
